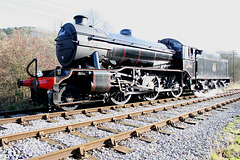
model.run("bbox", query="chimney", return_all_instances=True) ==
[74,15,88,25]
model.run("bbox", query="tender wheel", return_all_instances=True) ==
[142,76,160,101]
[58,85,80,111]
[109,88,132,105]
[170,78,183,98]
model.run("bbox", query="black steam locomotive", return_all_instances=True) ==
[18,15,230,110]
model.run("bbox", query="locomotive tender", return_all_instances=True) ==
[18,15,230,110]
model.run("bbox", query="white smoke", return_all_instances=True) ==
[194,88,224,98]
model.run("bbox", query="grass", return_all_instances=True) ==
[211,116,240,160]
[1,99,45,111]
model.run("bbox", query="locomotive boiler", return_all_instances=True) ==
[18,15,230,111]
[56,15,173,68]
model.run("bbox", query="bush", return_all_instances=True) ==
[0,27,59,108]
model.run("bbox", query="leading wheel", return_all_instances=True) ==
[58,85,80,111]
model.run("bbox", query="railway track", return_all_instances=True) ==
[0,89,236,126]
[0,95,195,126]
[0,90,240,159]
[0,93,196,119]
[0,89,237,119]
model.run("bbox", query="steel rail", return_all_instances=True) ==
[0,89,237,119]
[0,89,238,125]
[0,95,197,125]
[0,92,237,146]
[29,95,240,160]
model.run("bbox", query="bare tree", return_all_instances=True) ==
[84,9,112,32]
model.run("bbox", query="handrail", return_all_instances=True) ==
[26,58,37,78]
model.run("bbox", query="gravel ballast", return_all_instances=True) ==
[0,92,239,159]
[90,102,240,160]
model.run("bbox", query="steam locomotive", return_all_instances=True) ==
[18,15,230,111]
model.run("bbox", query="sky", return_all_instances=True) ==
[0,0,239,54]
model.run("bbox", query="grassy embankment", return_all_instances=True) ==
[211,116,240,160]
[211,82,240,160]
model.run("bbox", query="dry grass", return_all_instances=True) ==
[227,82,240,90]
[211,116,240,160]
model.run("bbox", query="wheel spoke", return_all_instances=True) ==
[142,76,160,101]
[171,79,183,98]
[113,92,118,100]
[109,89,131,105]
[58,85,80,111]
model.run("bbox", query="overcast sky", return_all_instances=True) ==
[0,0,239,53]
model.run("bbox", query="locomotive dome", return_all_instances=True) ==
[120,29,132,36]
